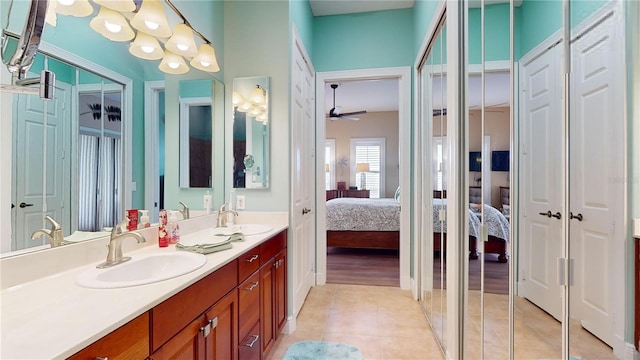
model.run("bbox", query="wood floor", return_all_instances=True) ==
[326,247,399,287]
[433,253,509,294]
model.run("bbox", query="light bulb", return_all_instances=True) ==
[168,62,179,69]
[104,20,122,33]
[144,20,159,30]
[58,0,74,6]
[199,60,210,67]
[141,45,154,54]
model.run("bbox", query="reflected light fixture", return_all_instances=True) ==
[45,0,57,26]
[165,23,197,57]
[56,0,93,17]
[190,43,220,73]
[250,85,266,104]
[237,102,252,113]
[92,0,135,13]
[325,164,330,173]
[130,0,172,38]
[90,6,135,41]
[129,31,164,60]
[158,50,188,74]
[249,107,262,118]
[232,91,243,106]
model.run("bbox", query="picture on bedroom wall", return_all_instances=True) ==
[491,151,509,171]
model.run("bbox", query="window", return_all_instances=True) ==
[325,139,336,190]
[350,138,385,198]
[433,136,448,190]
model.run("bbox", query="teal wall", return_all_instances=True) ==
[312,8,415,72]
[179,79,214,98]
[469,4,511,63]
[413,0,443,55]
[517,0,562,58]
[290,0,314,59]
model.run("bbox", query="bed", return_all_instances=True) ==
[325,197,510,262]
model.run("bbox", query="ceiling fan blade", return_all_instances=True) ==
[340,116,360,121]
[340,110,367,116]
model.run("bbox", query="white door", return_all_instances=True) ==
[13,81,70,250]
[519,44,563,320]
[291,33,315,316]
[569,13,622,346]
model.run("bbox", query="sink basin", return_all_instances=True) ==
[237,224,273,236]
[76,252,207,289]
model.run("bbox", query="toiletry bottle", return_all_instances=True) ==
[158,209,169,247]
[168,210,180,244]
[204,190,212,215]
[139,210,150,229]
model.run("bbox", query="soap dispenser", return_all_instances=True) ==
[139,210,150,229]
[167,211,180,244]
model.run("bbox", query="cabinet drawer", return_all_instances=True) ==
[68,312,149,360]
[260,231,286,266]
[152,260,238,351]
[238,272,260,342]
[238,250,261,283]
[238,322,261,360]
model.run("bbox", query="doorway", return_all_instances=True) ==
[315,67,411,290]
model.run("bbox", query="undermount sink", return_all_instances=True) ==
[76,251,207,289]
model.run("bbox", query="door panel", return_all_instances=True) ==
[520,45,563,320]
[569,13,621,346]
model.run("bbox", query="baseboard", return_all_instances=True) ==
[621,342,639,360]
[315,272,326,286]
[401,274,411,290]
[282,315,296,335]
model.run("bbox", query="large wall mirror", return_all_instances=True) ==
[232,76,270,189]
[179,79,213,188]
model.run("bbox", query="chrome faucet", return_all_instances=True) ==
[31,216,65,247]
[179,201,190,220]
[217,202,238,228]
[97,219,146,269]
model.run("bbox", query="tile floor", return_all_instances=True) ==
[268,285,618,360]
[267,284,445,360]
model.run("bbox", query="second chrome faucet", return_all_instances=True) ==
[217,202,238,228]
[97,219,146,268]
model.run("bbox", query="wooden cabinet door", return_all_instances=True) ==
[238,272,260,343]
[204,290,238,360]
[274,250,287,333]
[260,260,275,356]
[67,313,149,360]
[150,315,206,360]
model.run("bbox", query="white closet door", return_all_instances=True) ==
[569,13,622,346]
[291,32,315,317]
[519,44,563,320]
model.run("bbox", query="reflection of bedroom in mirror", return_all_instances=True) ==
[323,78,401,287]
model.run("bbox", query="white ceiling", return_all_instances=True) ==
[324,72,510,115]
[309,0,414,17]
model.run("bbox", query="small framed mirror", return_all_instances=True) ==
[232,76,269,189]
[179,79,213,188]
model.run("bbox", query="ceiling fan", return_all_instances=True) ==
[328,84,367,121]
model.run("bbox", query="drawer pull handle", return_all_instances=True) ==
[245,281,259,291]
[95,357,108,360]
[208,317,218,329]
[245,334,259,348]
[246,254,259,263]
[200,322,212,338]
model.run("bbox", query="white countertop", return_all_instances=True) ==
[0,214,287,359]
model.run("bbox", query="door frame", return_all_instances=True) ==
[144,80,165,222]
[315,66,412,290]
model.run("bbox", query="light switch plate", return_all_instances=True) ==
[131,182,137,191]
[236,195,245,210]
[634,218,640,237]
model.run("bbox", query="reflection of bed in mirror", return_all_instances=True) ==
[325,197,510,262]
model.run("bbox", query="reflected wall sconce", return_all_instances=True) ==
[356,163,370,190]
[325,164,330,173]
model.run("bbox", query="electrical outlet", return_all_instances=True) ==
[236,195,245,210]
[203,194,212,209]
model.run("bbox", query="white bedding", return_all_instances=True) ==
[325,197,509,242]
[326,198,401,231]
[433,199,510,241]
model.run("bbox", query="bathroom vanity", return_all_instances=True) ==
[0,214,288,360]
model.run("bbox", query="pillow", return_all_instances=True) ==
[469,203,481,212]
[502,204,510,215]
[394,186,401,203]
